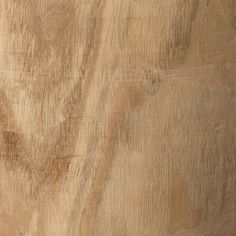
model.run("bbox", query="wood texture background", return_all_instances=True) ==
[0,0,236,235]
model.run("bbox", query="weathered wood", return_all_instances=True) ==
[0,0,235,235]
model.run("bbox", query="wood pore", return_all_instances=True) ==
[0,0,236,235]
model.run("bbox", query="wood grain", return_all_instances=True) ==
[0,0,236,235]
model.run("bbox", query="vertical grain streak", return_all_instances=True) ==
[36,0,106,188]
[80,84,145,236]
[159,0,199,68]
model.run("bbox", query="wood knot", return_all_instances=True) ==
[3,131,23,149]
[142,70,162,95]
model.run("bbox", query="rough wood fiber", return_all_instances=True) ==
[0,0,236,235]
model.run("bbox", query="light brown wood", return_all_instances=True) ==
[0,0,236,235]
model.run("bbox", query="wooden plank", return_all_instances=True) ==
[0,0,235,235]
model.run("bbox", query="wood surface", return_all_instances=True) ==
[0,0,236,235]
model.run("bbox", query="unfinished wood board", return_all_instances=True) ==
[0,0,236,235]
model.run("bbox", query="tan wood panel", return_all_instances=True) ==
[0,0,235,235]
